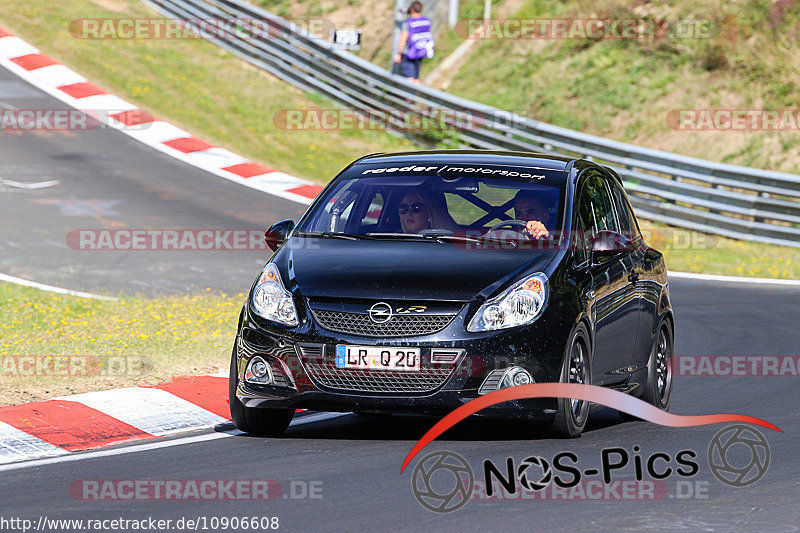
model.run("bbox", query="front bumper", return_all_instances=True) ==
[234,302,570,419]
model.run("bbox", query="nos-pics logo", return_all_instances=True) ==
[411,425,770,513]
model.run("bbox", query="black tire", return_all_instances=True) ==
[642,320,674,410]
[619,320,673,420]
[551,323,592,438]
[229,341,294,436]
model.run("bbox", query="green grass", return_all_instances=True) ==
[639,219,800,278]
[441,0,800,173]
[0,282,239,405]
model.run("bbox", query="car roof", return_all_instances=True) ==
[354,150,575,172]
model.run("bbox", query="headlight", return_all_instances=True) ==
[467,273,549,332]
[251,263,299,326]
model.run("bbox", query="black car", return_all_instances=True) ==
[229,150,674,438]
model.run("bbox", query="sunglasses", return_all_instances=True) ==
[398,202,425,214]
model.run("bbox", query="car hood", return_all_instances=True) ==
[276,237,560,302]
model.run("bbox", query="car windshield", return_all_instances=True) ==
[296,163,567,248]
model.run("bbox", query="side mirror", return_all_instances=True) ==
[591,230,633,264]
[264,219,295,251]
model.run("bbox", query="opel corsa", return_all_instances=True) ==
[230,151,674,437]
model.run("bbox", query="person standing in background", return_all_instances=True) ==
[394,2,434,84]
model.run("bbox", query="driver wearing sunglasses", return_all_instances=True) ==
[398,192,433,233]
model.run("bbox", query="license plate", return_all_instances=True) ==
[335,345,420,372]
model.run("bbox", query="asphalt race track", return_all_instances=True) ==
[2,63,799,532]
[0,65,304,295]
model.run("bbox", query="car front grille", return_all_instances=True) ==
[296,344,463,394]
[310,309,455,337]
[303,361,454,393]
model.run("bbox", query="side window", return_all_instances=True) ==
[593,180,620,234]
[575,173,619,258]
[608,180,641,240]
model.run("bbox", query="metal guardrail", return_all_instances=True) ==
[144,0,800,248]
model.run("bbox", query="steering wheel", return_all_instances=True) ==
[488,220,528,233]
[483,219,531,241]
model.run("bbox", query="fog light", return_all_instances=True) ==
[478,365,534,395]
[511,369,532,386]
[501,366,533,389]
[244,356,272,385]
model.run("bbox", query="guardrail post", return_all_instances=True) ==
[665,175,678,204]
[708,182,721,214]
[754,190,769,223]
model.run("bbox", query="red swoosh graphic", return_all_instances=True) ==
[400,383,781,472]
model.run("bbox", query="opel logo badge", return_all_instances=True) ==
[369,302,393,324]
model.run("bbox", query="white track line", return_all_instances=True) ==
[0,412,350,472]
[0,272,118,300]
[669,271,800,286]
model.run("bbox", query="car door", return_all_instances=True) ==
[575,171,640,385]
[607,176,654,375]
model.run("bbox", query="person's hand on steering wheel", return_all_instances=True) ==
[524,220,550,240]
[485,220,550,241]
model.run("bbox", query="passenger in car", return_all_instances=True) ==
[398,189,459,234]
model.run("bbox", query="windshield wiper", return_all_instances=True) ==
[365,232,430,240]
[426,234,484,245]
[366,232,465,243]
[296,231,365,241]
[313,231,523,248]
[366,232,501,246]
